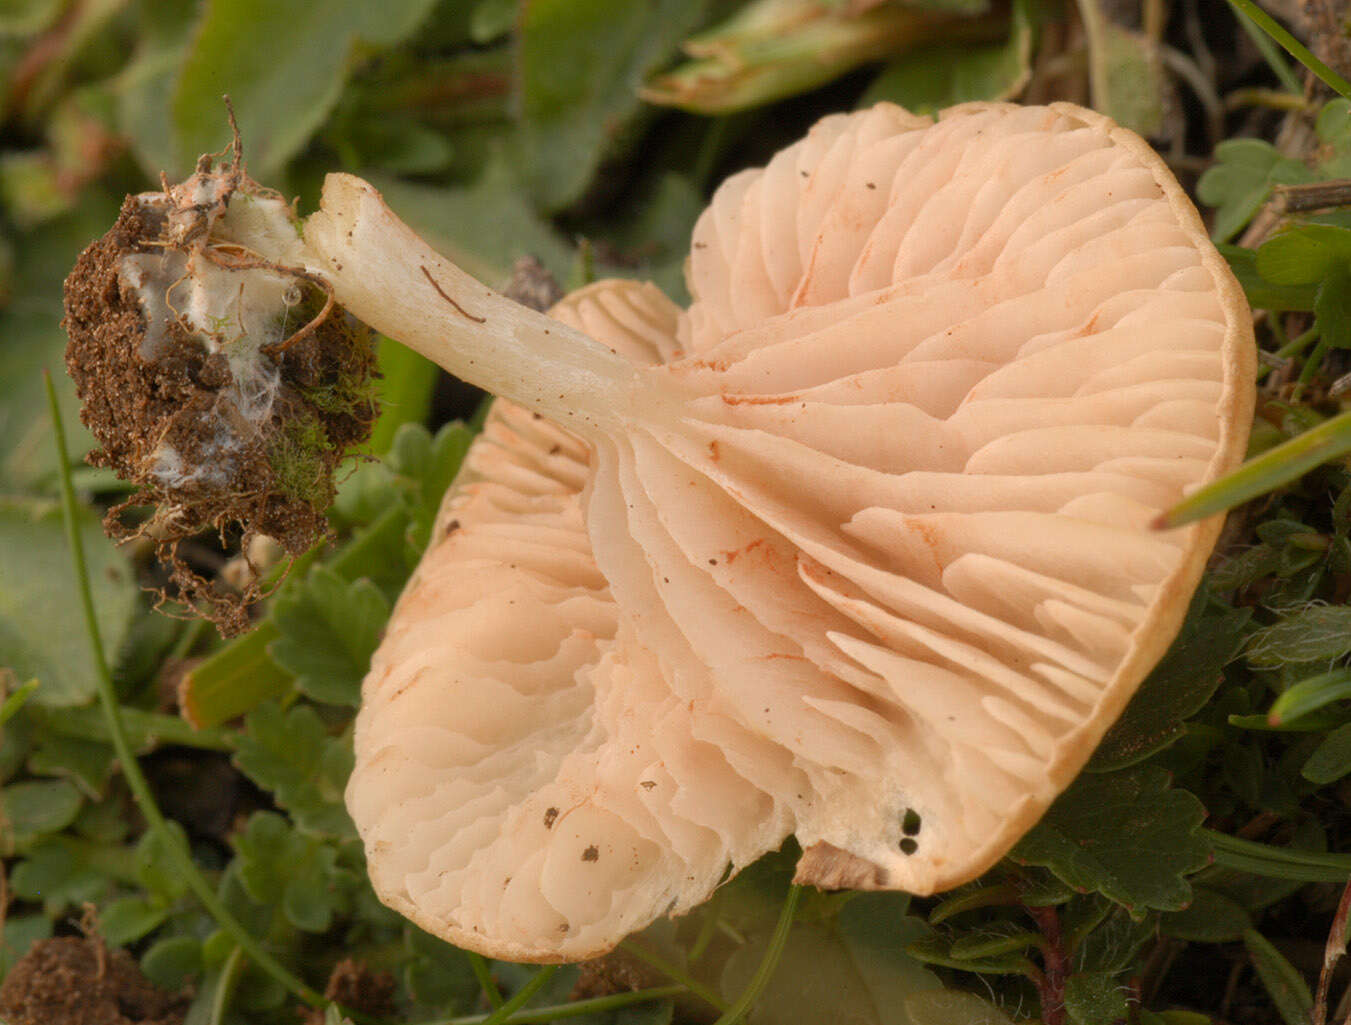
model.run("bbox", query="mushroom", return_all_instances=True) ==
[312,102,1254,962]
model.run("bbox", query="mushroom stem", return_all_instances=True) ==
[303,173,647,435]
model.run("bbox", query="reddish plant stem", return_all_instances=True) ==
[1028,904,1070,1025]
[1314,875,1351,1025]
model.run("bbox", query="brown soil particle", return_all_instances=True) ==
[301,958,397,1025]
[63,182,377,636]
[0,936,187,1025]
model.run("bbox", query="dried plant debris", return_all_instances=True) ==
[62,138,377,635]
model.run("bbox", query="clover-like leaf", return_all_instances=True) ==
[1256,224,1351,286]
[9,837,115,915]
[1065,971,1131,1025]
[269,565,390,708]
[1,778,82,853]
[1090,599,1251,771]
[1316,99,1351,178]
[235,811,354,933]
[233,702,356,839]
[1197,139,1314,243]
[1011,767,1210,912]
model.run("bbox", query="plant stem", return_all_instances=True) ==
[477,965,558,1025]
[1027,904,1069,1025]
[210,945,247,1025]
[427,984,685,1025]
[711,884,802,1025]
[622,938,729,1011]
[44,371,333,1014]
[467,951,504,1008]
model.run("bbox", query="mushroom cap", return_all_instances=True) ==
[347,101,1254,962]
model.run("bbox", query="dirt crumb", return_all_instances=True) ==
[63,169,377,636]
[301,958,396,1025]
[0,936,187,1025]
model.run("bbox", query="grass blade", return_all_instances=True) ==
[1210,830,1351,881]
[433,985,685,1025]
[477,965,558,1025]
[1156,409,1351,528]
[0,678,39,726]
[1223,0,1351,101]
[1244,928,1314,1025]
[1268,668,1351,725]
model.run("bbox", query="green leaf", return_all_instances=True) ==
[269,565,389,707]
[1268,667,1351,724]
[861,0,1035,114]
[366,336,441,457]
[24,731,114,795]
[1160,887,1253,942]
[137,821,191,902]
[720,902,938,1025]
[171,0,440,179]
[1197,139,1313,243]
[1218,244,1318,312]
[470,0,517,44]
[904,990,1017,1025]
[1246,605,1351,668]
[948,926,1041,961]
[836,894,945,1020]
[10,837,120,914]
[0,914,52,981]
[403,925,481,1009]
[140,935,203,990]
[0,0,62,36]
[1084,16,1167,137]
[0,497,135,708]
[233,701,356,839]
[368,156,574,285]
[1011,766,1209,911]
[905,932,1032,974]
[1089,599,1251,771]
[1302,722,1351,783]
[642,0,970,116]
[234,811,353,933]
[517,0,710,210]
[1208,829,1351,882]
[100,895,170,948]
[1071,905,1156,973]
[1316,266,1351,352]
[177,623,292,730]
[1316,99,1351,177]
[1064,971,1131,1025]
[1,778,83,851]
[1243,928,1313,1025]
[113,0,200,180]
[0,191,119,491]
[1257,224,1351,285]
